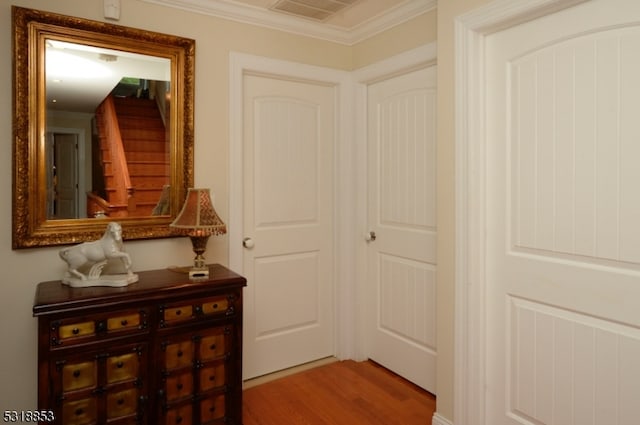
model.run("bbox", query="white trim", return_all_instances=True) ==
[351,42,437,363]
[228,51,353,359]
[453,1,590,424]
[140,0,435,45]
[432,412,454,425]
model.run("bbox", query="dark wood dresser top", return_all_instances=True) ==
[34,264,246,317]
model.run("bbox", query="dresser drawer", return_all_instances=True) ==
[164,370,194,403]
[199,330,227,360]
[199,362,226,392]
[163,340,194,370]
[200,394,226,423]
[107,312,143,333]
[51,309,148,347]
[107,352,141,384]
[164,404,192,425]
[162,304,194,324]
[62,398,97,425]
[200,296,230,316]
[59,321,95,340]
[61,360,97,392]
[106,388,139,420]
[159,294,237,328]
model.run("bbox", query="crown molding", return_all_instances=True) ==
[140,0,436,45]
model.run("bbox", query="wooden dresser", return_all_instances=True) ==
[33,264,246,425]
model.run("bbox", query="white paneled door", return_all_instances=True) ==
[242,73,335,379]
[366,66,437,393]
[48,132,79,219]
[485,0,640,423]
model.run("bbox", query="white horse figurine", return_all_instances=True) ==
[59,222,137,287]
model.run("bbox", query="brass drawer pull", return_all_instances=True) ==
[72,328,80,335]
[116,361,124,368]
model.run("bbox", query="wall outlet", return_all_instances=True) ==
[104,0,120,20]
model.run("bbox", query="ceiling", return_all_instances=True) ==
[141,0,436,45]
[47,0,435,114]
[46,41,170,113]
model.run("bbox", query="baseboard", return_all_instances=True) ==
[432,412,454,425]
[242,356,338,389]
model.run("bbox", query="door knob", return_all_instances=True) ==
[365,231,376,242]
[243,237,254,249]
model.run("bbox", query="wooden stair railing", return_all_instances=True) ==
[86,192,114,218]
[112,95,170,216]
[94,95,134,217]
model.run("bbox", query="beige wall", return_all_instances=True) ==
[0,0,435,413]
[352,9,437,69]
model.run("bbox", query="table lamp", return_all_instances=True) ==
[170,188,226,279]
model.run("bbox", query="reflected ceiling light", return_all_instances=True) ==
[46,50,112,79]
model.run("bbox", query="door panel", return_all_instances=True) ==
[367,66,437,392]
[486,1,640,423]
[53,133,79,219]
[242,74,335,379]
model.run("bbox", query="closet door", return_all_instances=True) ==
[366,65,437,393]
[242,73,336,379]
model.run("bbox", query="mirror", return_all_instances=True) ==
[12,6,195,248]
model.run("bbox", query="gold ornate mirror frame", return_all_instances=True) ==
[12,7,195,248]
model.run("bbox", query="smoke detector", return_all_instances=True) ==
[270,0,361,22]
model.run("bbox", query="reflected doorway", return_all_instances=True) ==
[46,128,87,219]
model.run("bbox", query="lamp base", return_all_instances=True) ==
[188,267,209,279]
[167,265,211,281]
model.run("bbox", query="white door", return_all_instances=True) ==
[52,133,79,219]
[485,1,640,423]
[366,66,437,393]
[242,73,335,379]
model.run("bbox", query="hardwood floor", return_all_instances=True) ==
[242,360,436,425]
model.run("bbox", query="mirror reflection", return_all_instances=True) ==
[45,40,171,219]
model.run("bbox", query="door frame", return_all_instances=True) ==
[228,52,354,360]
[454,0,590,424]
